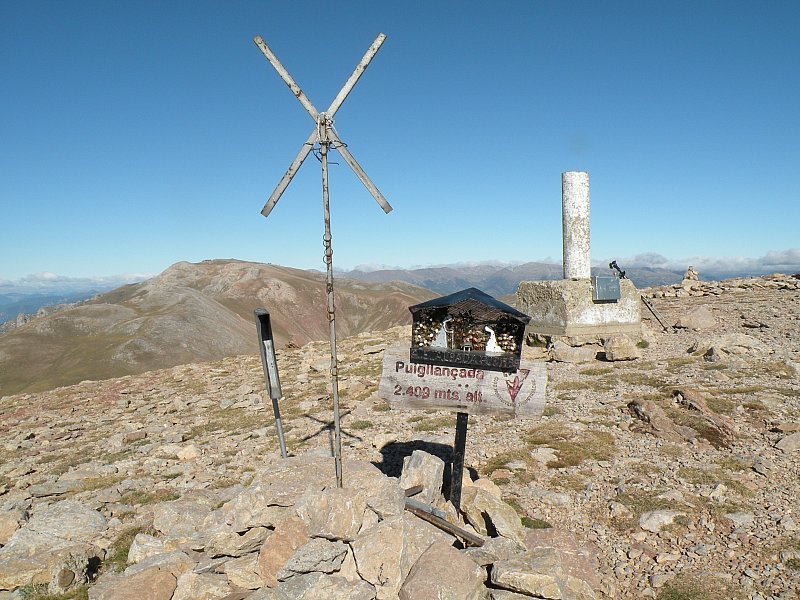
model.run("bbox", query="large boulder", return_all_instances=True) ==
[602,336,640,361]
[276,538,348,581]
[89,567,177,600]
[690,333,770,363]
[460,487,525,544]
[258,516,310,587]
[399,540,485,600]
[0,500,107,590]
[399,451,445,505]
[674,306,715,330]
[295,487,367,542]
[351,514,452,600]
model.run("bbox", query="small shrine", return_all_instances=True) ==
[409,288,531,372]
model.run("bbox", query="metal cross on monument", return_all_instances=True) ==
[253,33,392,488]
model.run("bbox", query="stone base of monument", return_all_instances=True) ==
[517,278,642,340]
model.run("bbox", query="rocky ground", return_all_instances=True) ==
[1,273,799,599]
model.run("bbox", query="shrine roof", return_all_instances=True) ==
[409,287,531,324]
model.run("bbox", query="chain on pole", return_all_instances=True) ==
[319,117,343,488]
[254,34,392,490]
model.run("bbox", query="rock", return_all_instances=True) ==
[399,451,445,505]
[346,463,405,519]
[776,431,800,453]
[460,486,524,543]
[276,572,376,600]
[258,515,310,587]
[176,444,201,461]
[650,573,671,588]
[464,536,526,567]
[0,501,107,589]
[46,547,95,595]
[338,544,361,582]
[672,388,736,448]
[22,500,106,543]
[27,480,79,498]
[471,478,503,500]
[276,538,348,580]
[220,552,262,589]
[0,507,26,545]
[674,306,715,330]
[127,533,166,564]
[152,496,215,537]
[639,510,683,532]
[207,525,270,558]
[89,567,177,600]
[219,488,288,533]
[122,430,147,444]
[691,333,771,362]
[489,591,536,600]
[351,514,452,600]
[524,528,600,598]
[0,554,50,590]
[724,512,755,528]
[124,550,194,577]
[399,540,485,600]
[549,341,600,363]
[602,336,641,361]
[172,572,233,600]
[609,502,633,519]
[491,549,567,599]
[295,487,366,541]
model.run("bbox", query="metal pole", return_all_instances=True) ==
[320,130,343,488]
[254,309,287,458]
[264,340,288,459]
[450,411,469,510]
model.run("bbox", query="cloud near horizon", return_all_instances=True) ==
[0,272,153,294]
[611,248,800,276]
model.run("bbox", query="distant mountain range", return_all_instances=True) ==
[0,260,433,396]
[0,290,102,325]
[338,262,686,296]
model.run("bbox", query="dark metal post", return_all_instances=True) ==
[450,411,469,510]
[254,308,287,458]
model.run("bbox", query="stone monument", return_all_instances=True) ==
[517,171,641,341]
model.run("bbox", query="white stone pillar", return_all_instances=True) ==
[562,171,591,280]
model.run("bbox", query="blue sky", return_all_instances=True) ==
[2,1,799,284]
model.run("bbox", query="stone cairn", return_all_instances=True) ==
[0,450,599,599]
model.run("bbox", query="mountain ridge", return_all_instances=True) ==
[0,259,434,396]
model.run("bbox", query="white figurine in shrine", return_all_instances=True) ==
[485,325,503,353]
[431,316,453,348]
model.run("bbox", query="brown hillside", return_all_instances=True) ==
[0,259,434,395]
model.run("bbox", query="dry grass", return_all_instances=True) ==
[412,416,454,432]
[656,573,745,600]
[481,449,531,476]
[105,525,155,572]
[120,489,181,506]
[611,489,677,532]
[526,424,615,469]
[555,379,615,393]
[677,466,752,497]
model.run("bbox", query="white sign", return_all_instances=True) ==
[378,344,547,418]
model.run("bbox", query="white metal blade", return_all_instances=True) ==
[327,33,386,118]
[261,129,319,217]
[253,35,319,120]
[328,129,392,214]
